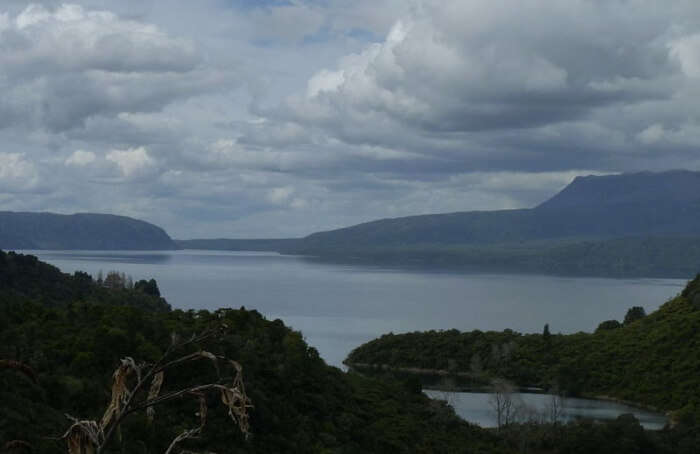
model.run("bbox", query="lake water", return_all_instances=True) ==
[423,390,668,430]
[23,250,685,368]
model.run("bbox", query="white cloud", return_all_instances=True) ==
[106,146,157,178]
[0,152,39,192]
[0,3,219,132]
[65,150,97,166]
[6,4,198,75]
[670,33,700,78]
[2,0,700,237]
[637,124,666,145]
[266,186,295,204]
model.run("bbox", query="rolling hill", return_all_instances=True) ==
[0,211,177,250]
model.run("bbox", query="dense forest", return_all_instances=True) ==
[0,250,506,453]
[346,274,700,422]
[295,235,700,278]
[3,250,700,453]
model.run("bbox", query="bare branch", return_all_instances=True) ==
[0,359,38,384]
[61,325,251,454]
[2,440,33,453]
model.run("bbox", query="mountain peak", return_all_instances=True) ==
[536,169,700,211]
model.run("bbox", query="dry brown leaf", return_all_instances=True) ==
[100,358,138,429]
[146,371,164,423]
[62,417,101,454]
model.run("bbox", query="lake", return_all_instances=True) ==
[423,390,668,430]
[24,249,685,368]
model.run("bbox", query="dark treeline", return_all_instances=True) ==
[347,275,700,422]
[0,250,506,453]
[294,236,700,278]
[4,249,700,453]
[176,238,300,252]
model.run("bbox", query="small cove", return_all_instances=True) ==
[423,390,668,430]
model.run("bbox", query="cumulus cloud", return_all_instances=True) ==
[65,150,97,166]
[106,146,157,178]
[272,0,678,142]
[2,0,700,237]
[5,4,198,76]
[670,33,700,78]
[0,152,40,192]
[0,3,222,132]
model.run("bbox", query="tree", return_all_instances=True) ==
[543,387,565,425]
[542,324,551,342]
[135,278,160,297]
[488,378,519,430]
[102,271,128,289]
[596,320,622,332]
[624,307,646,325]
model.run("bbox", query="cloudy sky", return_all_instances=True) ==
[1,0,700,238]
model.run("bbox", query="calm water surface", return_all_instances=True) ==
[24,250,685,368]
[423,390,668,430]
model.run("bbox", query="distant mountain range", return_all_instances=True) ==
[295,170,700,250]
[0,212,176,250]
[279,170,700,277]
[3,170,700,276]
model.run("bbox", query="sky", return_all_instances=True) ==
[1,0,700,238]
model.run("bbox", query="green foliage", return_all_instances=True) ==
[0,250,507,453]
[0,250,170,312]
[596,320,622,332]
[134,278,160,297]
[346,275,700,452]
[297,236,700,278]
[624,306,647,325]
[347,276,700,418]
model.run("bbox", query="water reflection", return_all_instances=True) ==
[424,390,667,430]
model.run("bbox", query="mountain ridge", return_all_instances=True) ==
[0,211,177,250]
[291,169,700,250]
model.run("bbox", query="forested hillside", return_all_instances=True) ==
[0,212,177,250]
[0,250,506,453]
[296,170,700,250]
[347,274,700,421]
[4,251,700,453]
[281,171,700,277]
